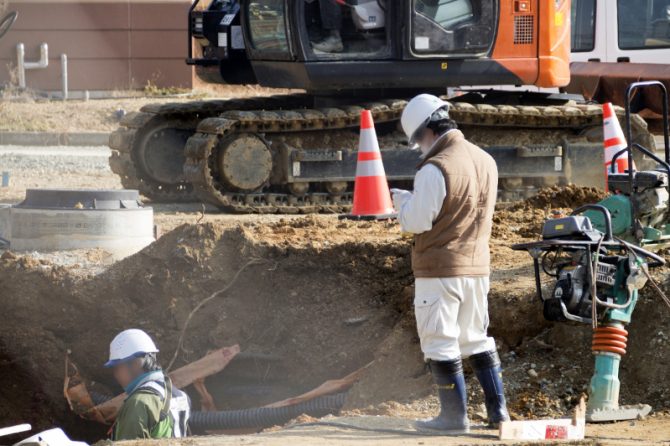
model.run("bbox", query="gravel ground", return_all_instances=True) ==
[0,86,295,133]
[0,144,292,272]
[1,143,670,445]
[0,145,111,173]
[0,145,121,204]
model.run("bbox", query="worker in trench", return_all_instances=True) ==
[391,94,510,433]
[104,329,191,440]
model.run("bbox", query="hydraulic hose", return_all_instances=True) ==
[188,393,347,433]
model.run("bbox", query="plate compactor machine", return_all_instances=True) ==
[514,82,670,422]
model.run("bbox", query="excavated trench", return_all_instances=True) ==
[0,192,669,442]
[0,220,417,441]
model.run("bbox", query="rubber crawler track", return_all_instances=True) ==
[110,95,654,213]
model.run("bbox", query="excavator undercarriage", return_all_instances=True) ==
[109,94,655,213]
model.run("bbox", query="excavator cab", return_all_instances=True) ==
[113,0,615,213]
[188,0,571,92]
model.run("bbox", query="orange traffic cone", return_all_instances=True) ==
[348,110,395,219]
[603,103,635,183]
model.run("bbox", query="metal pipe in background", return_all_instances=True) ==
[16,42,49,89]
[16,42,24,87]
[61,53,68,100]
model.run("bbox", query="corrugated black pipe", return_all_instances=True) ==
[188,393,347,433]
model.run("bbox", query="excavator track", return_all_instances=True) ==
[181,99,654,214]
[183,99,407,213]
[110,94,654,213]
[109,94,313,202]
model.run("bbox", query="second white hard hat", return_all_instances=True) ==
[401,94,450,148]
[104,329,159,368]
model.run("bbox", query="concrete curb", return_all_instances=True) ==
[0,132,110,146]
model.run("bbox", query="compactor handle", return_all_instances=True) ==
[621,82,670,226]
[624,81,670,166]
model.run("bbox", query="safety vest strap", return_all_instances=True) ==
[136,377,190,438]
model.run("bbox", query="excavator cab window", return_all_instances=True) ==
[410,0,496,56]
[246,0,290,53]
[618,0,670,49]
[303,0,388,58]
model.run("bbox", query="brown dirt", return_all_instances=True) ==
[0,219,413,440]
[0,187,669,443]
[515,184,609,211]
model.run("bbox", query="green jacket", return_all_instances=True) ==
[112,389,172,441]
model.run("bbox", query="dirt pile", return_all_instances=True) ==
[492,185,609,241]
[0,192,669,441]
[0,219,414,439]
[517,184,608,210]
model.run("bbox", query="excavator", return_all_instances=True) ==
[109,0,655,213]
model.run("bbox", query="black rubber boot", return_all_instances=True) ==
[469,350,510,428]
[415,359,470,434]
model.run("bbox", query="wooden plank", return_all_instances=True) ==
[265,364,371,409]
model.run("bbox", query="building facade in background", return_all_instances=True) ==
[1,0,193,92]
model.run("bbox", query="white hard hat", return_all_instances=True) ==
[401,94,450,148]
[104,329,159,368]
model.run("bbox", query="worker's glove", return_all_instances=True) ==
[390,188,412,213]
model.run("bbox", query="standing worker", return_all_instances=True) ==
[104,329,191,440]
[393,94,510,433]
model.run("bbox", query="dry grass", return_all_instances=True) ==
[0,85,297,133]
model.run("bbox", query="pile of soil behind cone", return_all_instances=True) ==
[515,184,608,210]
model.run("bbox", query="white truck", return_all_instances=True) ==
[568,0,670,122]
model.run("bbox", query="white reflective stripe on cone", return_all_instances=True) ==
[358,129,380,152]
[603,117,621,138]
[356,160,386,177]
[603,115,631,174]
[605,144,627,158]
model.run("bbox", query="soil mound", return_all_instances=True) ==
[0,211,668,441]
[0,219,413,439]
[518,185,608,210]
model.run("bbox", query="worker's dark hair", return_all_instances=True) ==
[426,117,458,136]
[425,106,458,136]
[141,353,162,372]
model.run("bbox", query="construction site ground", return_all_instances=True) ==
[1,141,670,445]
[0,85,294,134]
[117,417,670,446]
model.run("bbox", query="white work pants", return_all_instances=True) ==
[414,276,496,361]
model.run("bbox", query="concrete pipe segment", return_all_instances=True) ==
[0,189,154,259]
